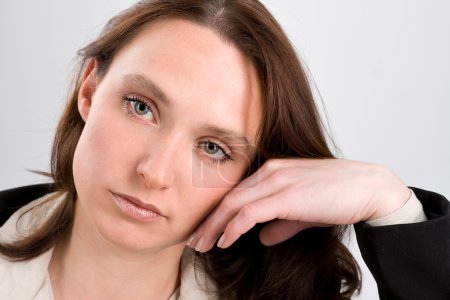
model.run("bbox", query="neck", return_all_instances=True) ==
[48,204,184,300]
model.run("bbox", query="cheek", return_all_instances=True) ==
[72,102,142,186]
[191,157,249,189]
[182,160,250,229]
[180,187,227,233]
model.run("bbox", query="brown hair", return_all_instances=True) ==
[1,0,360,298]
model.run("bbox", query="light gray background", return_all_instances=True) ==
[1,1,449,299]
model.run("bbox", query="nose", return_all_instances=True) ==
[136,135,182,190]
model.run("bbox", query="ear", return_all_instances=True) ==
[78,58,99,122]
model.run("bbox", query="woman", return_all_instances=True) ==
[0,1,449,299]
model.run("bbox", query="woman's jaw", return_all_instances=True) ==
[72,18,262,253]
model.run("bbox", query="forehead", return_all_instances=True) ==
[105,18,262,144]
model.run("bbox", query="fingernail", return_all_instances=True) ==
[195,237,205,252]
[217,234,225,248]
[186,233,196,248]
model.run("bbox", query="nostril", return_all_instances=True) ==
[136,159,175,190]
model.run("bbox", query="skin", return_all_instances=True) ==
[187,158,411,252]
[48,15,411,300]
[48,18,262,300]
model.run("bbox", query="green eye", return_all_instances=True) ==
[198,140,233,165]
[124,98,155,121]
[134,102,150,116]
[122,96,157,123]
[204,142,220,154]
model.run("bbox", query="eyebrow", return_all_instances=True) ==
[122,73,170,105]
[122,74,252,148]
[202,125,251,148]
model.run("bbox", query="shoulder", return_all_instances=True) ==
[0,247,54,299]
[0,186,63,299]
[0,188,65,243]
[0,183,56,226]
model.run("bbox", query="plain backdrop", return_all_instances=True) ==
[1,1,449,299]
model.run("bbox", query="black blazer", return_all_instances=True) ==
[1,184,449,299]
[355,187,450,299]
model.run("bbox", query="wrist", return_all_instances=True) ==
[362,164,411,221]
[366,190,427,226]
[367,184,411,221]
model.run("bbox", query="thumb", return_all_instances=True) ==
[259,219,313,246]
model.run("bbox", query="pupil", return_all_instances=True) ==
[136,102,147,114]
[206,142,218,154]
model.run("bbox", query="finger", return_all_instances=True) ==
[216,195,288,249]
[232,158,301,191]
[259,219,313,246]
[188,189,262,252]
[187,170,294,252]
[186,192,243,252]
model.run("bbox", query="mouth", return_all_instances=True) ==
[110,191,165,222]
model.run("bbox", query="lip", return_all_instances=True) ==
[111,191,165,222]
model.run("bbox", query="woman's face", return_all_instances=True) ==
[72,18,261,252]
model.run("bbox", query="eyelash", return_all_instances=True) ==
[198,140,234,165]
[121,95,233,165]
[121,95,157,123]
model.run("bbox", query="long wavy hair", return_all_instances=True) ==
[0,1,361,298]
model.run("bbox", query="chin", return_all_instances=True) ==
[95,218,182,253]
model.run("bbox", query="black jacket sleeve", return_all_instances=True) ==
[354,187,450,299]
[1,184,449,298]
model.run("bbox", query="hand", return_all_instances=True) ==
[186,158,411,252]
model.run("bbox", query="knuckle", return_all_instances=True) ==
[240,203,256,220]
[226,220,241,236]
[221,193,239,211]
[263,159,282,172]
[271,169,286,184]
[264,168,287,186]
[226,205,259,237]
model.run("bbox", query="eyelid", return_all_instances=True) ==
[203,138,232,155]
[200,138,234,163]
[122,94,160,123]
[196,140,234,166]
